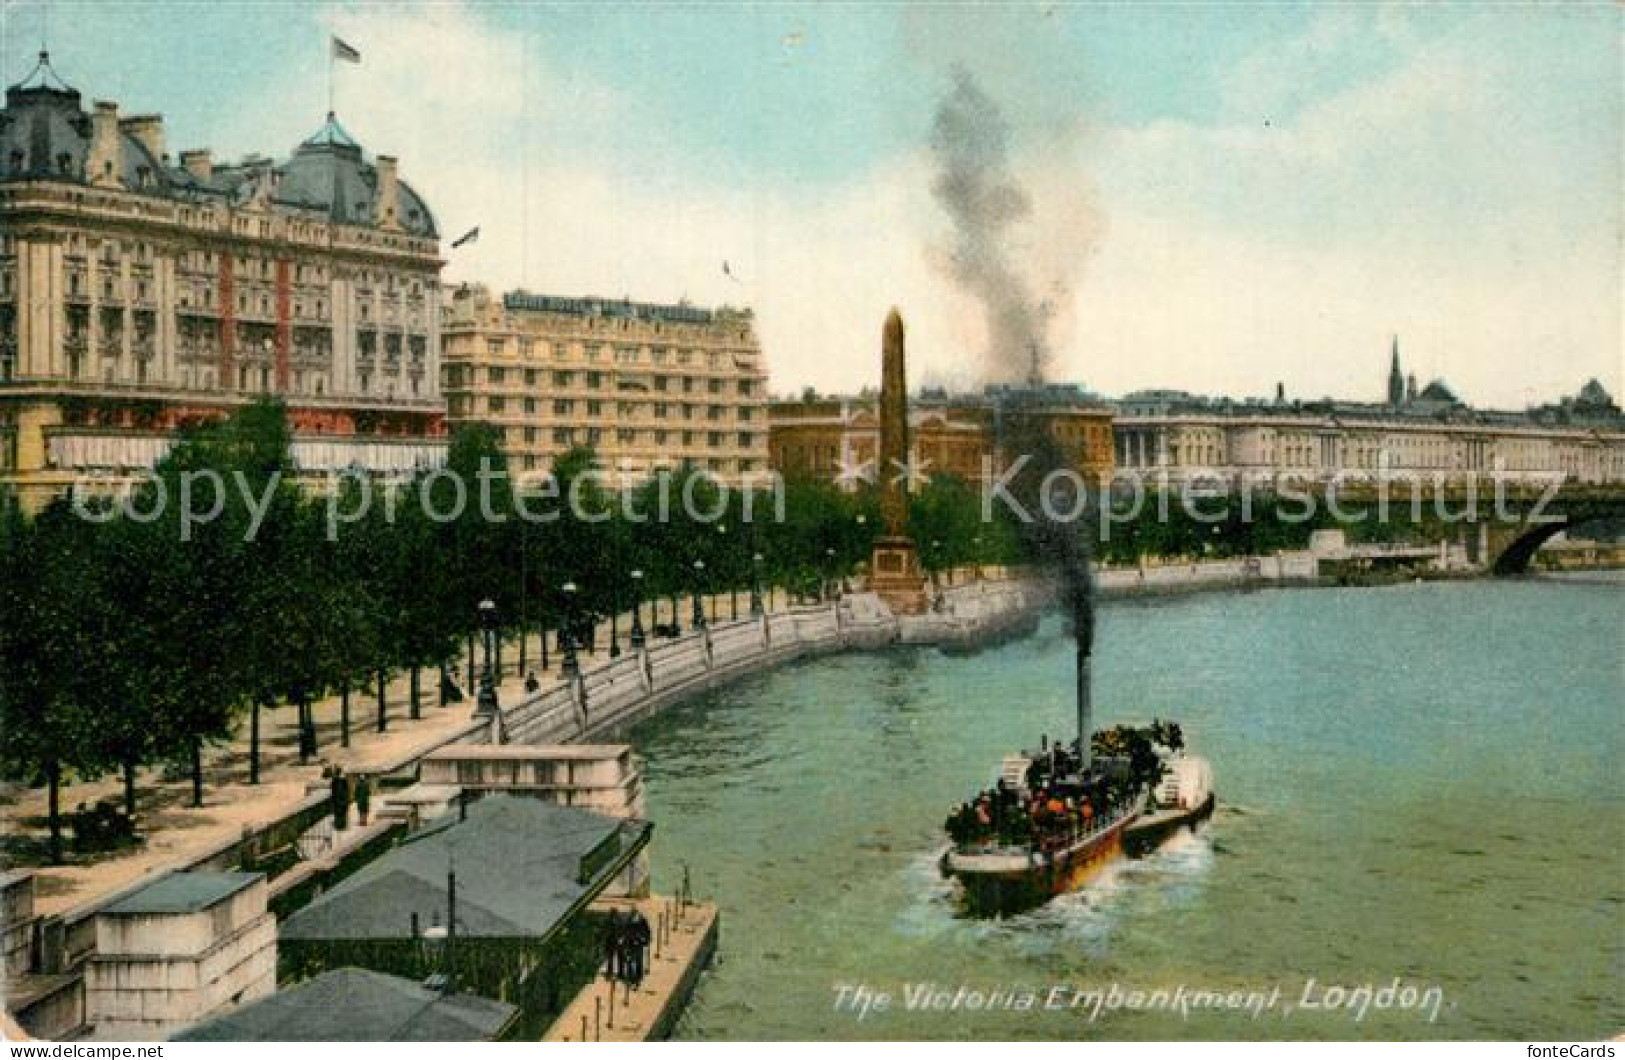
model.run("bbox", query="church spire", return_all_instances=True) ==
[1387,335,1405,405]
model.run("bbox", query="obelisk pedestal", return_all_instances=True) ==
[867,308,928,615]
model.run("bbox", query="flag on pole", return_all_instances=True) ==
[451,226,480,249]
[331,36,361,63]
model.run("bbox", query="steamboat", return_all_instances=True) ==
[940,626,1214,915]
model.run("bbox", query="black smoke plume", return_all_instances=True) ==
[929,66,1099,739]
[930,65,1050,386]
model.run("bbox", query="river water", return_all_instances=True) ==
[632,579,1623,1040]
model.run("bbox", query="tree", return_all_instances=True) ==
[143,399,292,804]
[0,501,114,861]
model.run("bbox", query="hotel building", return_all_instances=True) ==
[0,53,446,507]
[441,284,770,486]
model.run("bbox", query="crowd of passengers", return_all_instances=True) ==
[945,723,1185,852]
[943,737,1121,852]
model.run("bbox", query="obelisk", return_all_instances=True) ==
[879,308,910,536]
[867,308,927,615]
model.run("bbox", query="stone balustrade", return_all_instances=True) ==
[481,581,1047,748]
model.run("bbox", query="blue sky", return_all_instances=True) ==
[3,1,1618,405]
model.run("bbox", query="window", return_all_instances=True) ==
[554,427,573,444]
[617,428,635,443]
[553,370,573,387]
[553,399,574,415]
[708,379,723,394]
[587,400,603,416]
[738,431,753,448]
[489,366,506,385]
[488,395,506,413]
[653,376,669,392]
[524,397,537,414]
[708,432,722,448]
[739,379,754,396]
[486,339,504,357]
[682,377,695,393]
[586,371,603,389]
[525,369,538,387]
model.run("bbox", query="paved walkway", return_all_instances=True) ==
[544,895,720,1042]
[1,574,988,919]
[0,588,813,917]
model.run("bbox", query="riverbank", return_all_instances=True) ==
[1,574,1049,1039]
[484,577,1048,745]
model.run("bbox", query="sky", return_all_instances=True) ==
[2,1,1618,408]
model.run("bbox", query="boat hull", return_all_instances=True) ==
[941,812,1134,917]
[1123,792,1216,858]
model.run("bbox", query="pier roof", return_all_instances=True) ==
[279,795,649,943]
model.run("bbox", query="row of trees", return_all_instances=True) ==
[0,401,1007,862]
[0,399,1423,862]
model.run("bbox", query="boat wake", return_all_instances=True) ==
[897,827,1215,957]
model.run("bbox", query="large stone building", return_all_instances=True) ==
[442,285,769,486]
[1112,344,1625,486]
[769,383,1116,488]
[0,53,447,507]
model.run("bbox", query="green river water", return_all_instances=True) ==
[633,577,1623,1040]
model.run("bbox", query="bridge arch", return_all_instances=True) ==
[1489,512,1625,575]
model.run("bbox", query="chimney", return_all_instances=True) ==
[87,101,122,188]
[119,114,165,162]
[180,149,213,182]
[374,154,401,231]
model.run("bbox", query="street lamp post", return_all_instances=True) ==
[561,582,580,678]
[824,547,836,601]
[750,553,764,617]
[629,569,646,650]
[610,578,622,659]
[691,559,707,630]
[476,598,500,718]
[930,539,943,590]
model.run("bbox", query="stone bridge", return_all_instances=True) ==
[1319,480,1625,574]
